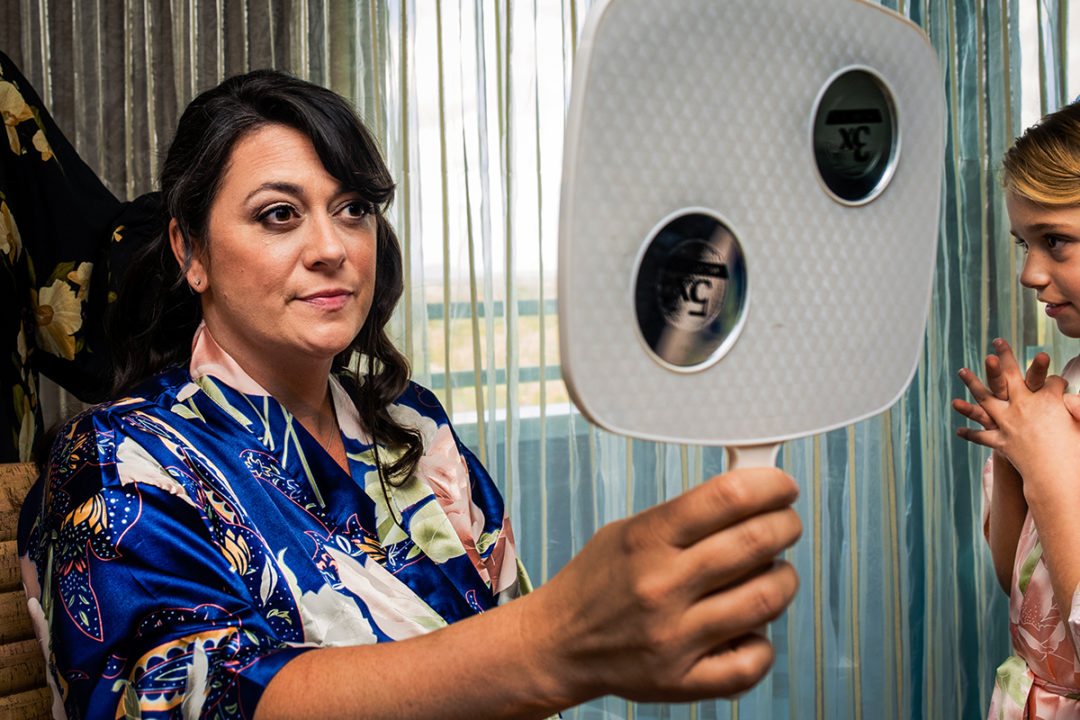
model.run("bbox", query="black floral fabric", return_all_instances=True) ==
[0,51,161,462]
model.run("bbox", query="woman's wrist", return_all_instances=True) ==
[511,578,594,711]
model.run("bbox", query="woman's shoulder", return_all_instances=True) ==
[329,372,454,427]
[48,364,188,441]
[63,365,194,421]
[372,381,463,457]
[36,366,197,504]
[394,381,452,424]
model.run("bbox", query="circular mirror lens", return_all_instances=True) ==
[812,69,898,204]
[634,213,748,369]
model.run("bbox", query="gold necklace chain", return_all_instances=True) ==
[319,404,340,452]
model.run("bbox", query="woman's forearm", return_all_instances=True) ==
[255,588,573,720]
[255,467,803,719]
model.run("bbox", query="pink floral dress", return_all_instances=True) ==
[983,439,1080,716]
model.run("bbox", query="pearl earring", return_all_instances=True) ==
[194,279,201,286]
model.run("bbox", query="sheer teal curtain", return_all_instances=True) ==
[390,3,1028,718]
[4,1,1066,717]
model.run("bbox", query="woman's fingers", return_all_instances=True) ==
[679,508,802,597]
[673,561,797,701]
[654,468,799,549]
[681,561,799,643]
[537,467,801,705]
[679,633,776,701]
[626,632,778,703]
[619,562,797,703]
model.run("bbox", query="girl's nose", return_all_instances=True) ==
[1019,250,1048,290]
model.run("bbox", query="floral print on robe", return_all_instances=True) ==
[18,325,529,719]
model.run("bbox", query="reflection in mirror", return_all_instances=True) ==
[812,68,898,204]
[633,212,748,370]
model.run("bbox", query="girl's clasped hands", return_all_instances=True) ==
[954,339,1080,481]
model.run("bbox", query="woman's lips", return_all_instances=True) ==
[299,290,352,310]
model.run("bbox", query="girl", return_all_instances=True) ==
[955,101,1080,719]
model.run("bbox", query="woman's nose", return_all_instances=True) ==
[305,215,347,268]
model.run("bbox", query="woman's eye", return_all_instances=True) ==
[342,200,374,218]
[258,205,297,225]
[1046,235,1062,250]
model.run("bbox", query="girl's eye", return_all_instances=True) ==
[1046,235,1062,250]
[1014,237,1029,253]
[258,205,298,225]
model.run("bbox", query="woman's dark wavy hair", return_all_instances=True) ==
[108,69,423,484]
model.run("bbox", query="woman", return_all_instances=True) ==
[954,101,1080,718]
[19,69,801,719]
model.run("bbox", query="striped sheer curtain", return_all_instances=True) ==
[3,1,1070,717]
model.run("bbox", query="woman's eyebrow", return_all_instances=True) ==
[244,181,304,203]
[244,181,356,204]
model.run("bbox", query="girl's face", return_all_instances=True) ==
[172,122,377,379]
[1010,190,1080,338]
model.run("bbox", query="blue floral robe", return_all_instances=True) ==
[18,330,528,719]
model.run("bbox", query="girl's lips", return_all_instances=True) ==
[1046,302,1070,318]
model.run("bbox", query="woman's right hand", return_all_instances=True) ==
[257,466,801,720]
[523,466,801,705]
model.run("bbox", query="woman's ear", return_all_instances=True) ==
[168,218,208,292]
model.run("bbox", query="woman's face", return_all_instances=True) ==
[1010,190,1080,338]
[173,123,377,378]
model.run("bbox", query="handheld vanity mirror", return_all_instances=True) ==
[558,0,944,470]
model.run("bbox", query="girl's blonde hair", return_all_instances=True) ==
[1003,102,1080,205]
